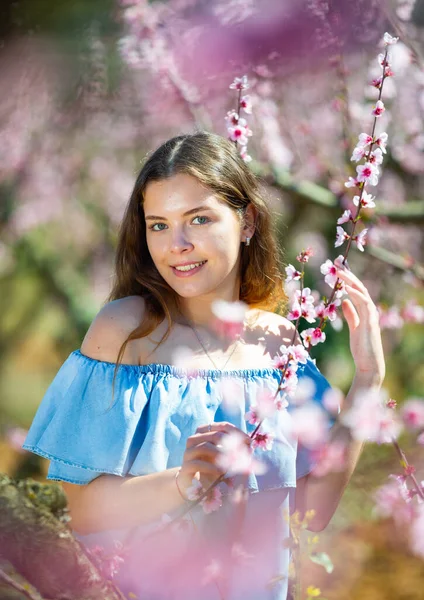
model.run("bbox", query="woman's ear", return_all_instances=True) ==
[242,203,257,238]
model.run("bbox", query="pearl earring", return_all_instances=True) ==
[245,237,251,246]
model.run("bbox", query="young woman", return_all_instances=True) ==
[23,132,385,599]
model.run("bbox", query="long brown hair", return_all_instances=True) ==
[107,131,287,375]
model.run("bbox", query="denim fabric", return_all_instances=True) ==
[23,349,333,600]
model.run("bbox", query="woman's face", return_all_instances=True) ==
[144,173,244,301]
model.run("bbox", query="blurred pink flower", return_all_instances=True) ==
[240,95,252,114]
[310,441,347,477]
[340,388,403,443]
[216,430,266,476]
[229,75,249,91]
[251,432,275,451]
[323,388,343,414]
[410,504,424,559]
[201,487,223,514]
[289,402,329,449]
[211,299,248,340]
[373,475,415,527]
[5,427,28,452]
[401,398,424,430]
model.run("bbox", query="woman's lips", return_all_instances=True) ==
[171,261,207,278]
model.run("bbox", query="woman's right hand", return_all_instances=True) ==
[178,422,252,495]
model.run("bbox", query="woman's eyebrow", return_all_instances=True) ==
[145,205,213,221]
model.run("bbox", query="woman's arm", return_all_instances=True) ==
[296,268,385,532]
[63,468,185,535]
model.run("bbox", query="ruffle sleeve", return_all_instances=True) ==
[23,349,336,489]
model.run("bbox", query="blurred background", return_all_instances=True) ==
[0,0,423,598]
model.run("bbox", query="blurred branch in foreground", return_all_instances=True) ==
[0,474,125,600]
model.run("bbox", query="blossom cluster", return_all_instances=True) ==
[337,33,398,255]
[226,75,253,162]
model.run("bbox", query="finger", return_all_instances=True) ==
[341,298,360,331]
[186,431,226,449]
[336,268,370,297]
[185,442,221,461]
[344,284,378,321]
[195,422,251,442]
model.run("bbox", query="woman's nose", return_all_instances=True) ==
[169,229,194,253]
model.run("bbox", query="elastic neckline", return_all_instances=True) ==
[73,349,303,379]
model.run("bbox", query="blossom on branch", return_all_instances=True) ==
[383,32,399,46]
[354,228,368,252]
[335,225,349,248]
[229,75,249,90]
[285,264,302,282]
[301,327,326,347]
[356,162,380,186]
[337,209,352,224]
[353,191,376,209]
[372,100,386,117]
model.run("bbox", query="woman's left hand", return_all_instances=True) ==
[336,268,385,387]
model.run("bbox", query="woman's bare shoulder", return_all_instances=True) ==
[80,296,146,364]
[254,309,301,347]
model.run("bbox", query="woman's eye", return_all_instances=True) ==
[149,215,210,232]
[149,223,167,232]
[192,215,210,225]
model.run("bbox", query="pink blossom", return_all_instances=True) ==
[285,264,302,282]
[5,427,29,453]
[229,75,249,91]
[211,300,247,340]
[292,377,316,406]
[227,119,252,146]
[354,228,368,252]
[251,432,275,451]
[280,367,299,396]
[378,305,404,329]
[185,477,204,501]
[371,76,383,89]
[320,255,344,287]
[279,344,309,365]
[372,100,385,117]
[216,430,266,476]
[240,95,252,114]
[310,441,347,477]
[315,302,326,319]
[378,53,391,69]
[289,403,329,449]
[335,225,348,248]
[245,389,277,422]
[225,110,239,127]
[271,354,289,371]
[202,559,223,586]
[353,191,376,209]
[296,247,314,263]
[325,299,341,321]
[369,148,384,166]
[410,504,424,559]
[402,301,424,324]
[323,388,343,414]
[375,132,388,153]
[240,146,252,163]
[340,388,403,444]
[301,327,326,348]
[401,398,424,430]
[337,209,352,224]
[356,162,380,186]
[344,176,360,188]
[383,32,399,46]
[386,398,397,409]
[351,144,367,162]
[417,432,424,446]
[287,300,301,321]
[295,287,315,307]
[358,133,374,147]
[374,475,415,527]
[201,486,223,514]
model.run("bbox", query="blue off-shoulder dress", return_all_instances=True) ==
[23,350,334,600]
